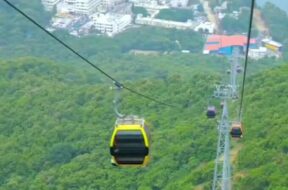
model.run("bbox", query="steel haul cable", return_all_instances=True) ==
[238,0,255,120]
[2,0,178,108]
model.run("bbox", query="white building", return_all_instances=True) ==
[213,1,228,13]
[101,0,125,10]
[128,0,145,3]
[262,38,283,52]
[194,22,215,34]
[56,1,71,15]
[248,47,268,60]
[42,0,61,11]
[170,0,189,8]
[249,46,282,60]
[218,12,226,20]
[63,0,101,15]
[51,16,74,29]
[92,13,132,36]
[101,0,113,9]
[135,16,195,30]
[133,0,168,10]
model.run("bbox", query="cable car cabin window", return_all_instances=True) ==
[111,130,149,165]
[111,130,148,155]
[116,131,143,144]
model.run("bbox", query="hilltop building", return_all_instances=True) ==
[132,0,168,10]
[170,0,189,8]
[59,0,101,15]
[203,35,257,56]
[92,13,132,36]
[248,47,268,60]
[135,15,195,30]
[262,38,283,53]
[101,0,126,11]
[194,22,215,34]
[42,0,61,11]
[213,1,228,13]
[110,2,132,14]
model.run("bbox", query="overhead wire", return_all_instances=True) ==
[238,0,255,120]
[2,0,178,108]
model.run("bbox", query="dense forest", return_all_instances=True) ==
[0,57,287,190]
[234,64,288,189]
[0,0,288,189]
[0,57,219,189]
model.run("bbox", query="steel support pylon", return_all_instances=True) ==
[212,96,231,190]
[212,48,240,190]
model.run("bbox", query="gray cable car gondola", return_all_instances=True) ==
[236,65,242,73]
[220,101,224,109]
[230,122,243,139]
[206,106,216,118]
[227,69,231,74]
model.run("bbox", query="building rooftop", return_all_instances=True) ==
[205,35,256,51]
[262,38,282,48]
[92,13,131,24]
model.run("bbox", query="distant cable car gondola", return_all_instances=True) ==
[230,122,243,139]
[110,116,150,166]
[220,101,224,109]
[207,106,216,118]
[236,65,242,73]
[227,69,231,74]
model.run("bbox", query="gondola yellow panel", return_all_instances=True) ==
[110,116,150,167]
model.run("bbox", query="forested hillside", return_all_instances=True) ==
[0,57,220,190]
[0,57,287,189]
[234,64,288,189]
[1,0,288,189]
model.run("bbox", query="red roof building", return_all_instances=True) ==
[203,35,257,55]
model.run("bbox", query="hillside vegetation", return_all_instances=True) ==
[0,57,287,189]
[1,1,288,189]
[0,57,220,190]
[234,63,288,189]
[156,9,194,22]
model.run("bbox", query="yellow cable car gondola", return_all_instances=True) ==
[110,116,150,166]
